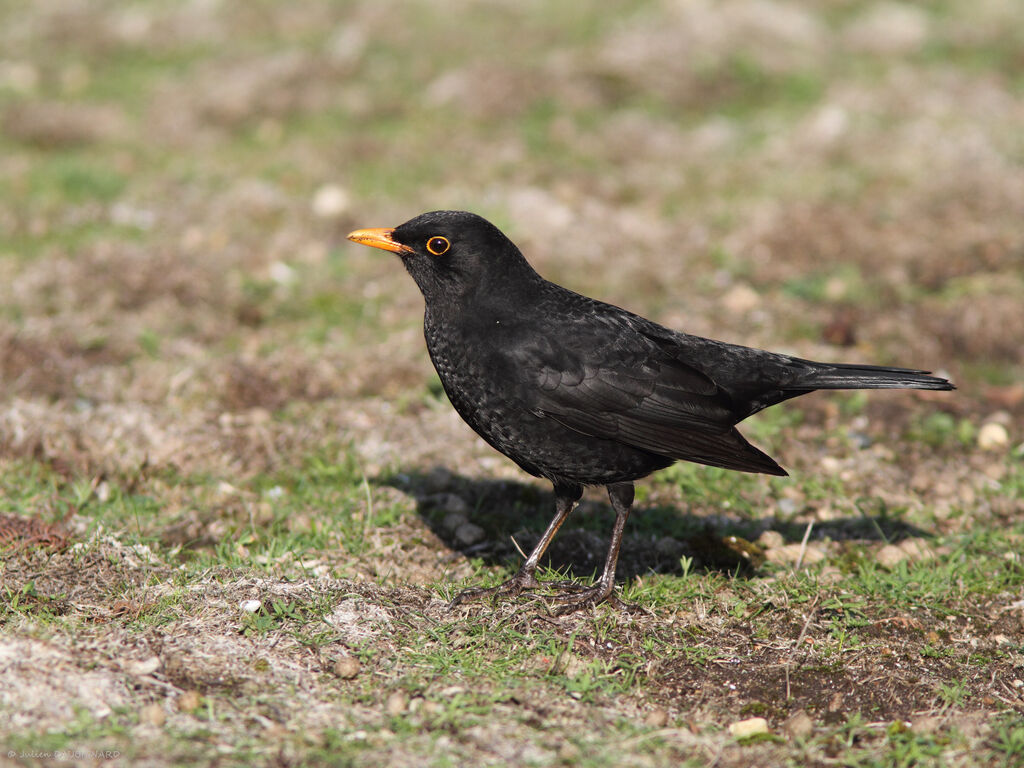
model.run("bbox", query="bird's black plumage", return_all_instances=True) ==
[348,210,954,611]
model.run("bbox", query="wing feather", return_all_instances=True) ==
[505,313,784,474]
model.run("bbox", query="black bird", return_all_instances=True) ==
[348,210,954,611]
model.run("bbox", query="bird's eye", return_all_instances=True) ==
[426,236,450,256]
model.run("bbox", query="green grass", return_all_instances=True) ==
[2,403,1019,766]
[2,0,1022,766]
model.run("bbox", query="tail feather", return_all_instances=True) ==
[792,362,955,392]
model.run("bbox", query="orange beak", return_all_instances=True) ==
[346,227,413,255]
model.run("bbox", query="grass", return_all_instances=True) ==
[2,0,1023,766]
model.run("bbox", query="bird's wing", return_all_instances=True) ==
[506,313,785,474]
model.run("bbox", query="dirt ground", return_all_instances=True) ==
[1,1,1023,766]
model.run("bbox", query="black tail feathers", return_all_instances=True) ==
[794,362,955,392]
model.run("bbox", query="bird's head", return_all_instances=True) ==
[347,210,537,302]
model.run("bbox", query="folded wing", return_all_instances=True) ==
[510,316,787,476]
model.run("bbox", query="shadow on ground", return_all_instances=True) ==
[378,468,930,581]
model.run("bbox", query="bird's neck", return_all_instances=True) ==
[424,271,551,340]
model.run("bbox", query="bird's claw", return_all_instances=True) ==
[449,574,645,615]
[546,583,641,615]
[448,571,541,608]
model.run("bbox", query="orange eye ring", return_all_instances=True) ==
[426,236,450,256]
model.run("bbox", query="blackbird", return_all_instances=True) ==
[348,210,954,611]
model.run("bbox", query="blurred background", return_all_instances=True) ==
[2,3,1024,762]
[0,0,1021,479]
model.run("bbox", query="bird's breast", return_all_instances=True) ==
[423,312,521,415]
[420,310,671,486]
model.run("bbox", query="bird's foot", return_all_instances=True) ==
[546,582,642,615]
[449,574,646,615]
[448,570,542,608]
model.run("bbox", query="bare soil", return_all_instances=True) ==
[1,1,1022,766]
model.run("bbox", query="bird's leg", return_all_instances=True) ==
[449,483,582,607]
[549,482,637,613]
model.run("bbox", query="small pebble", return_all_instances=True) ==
[268,261,296,286]
[983,462,1007,481]
[422,466,456,493]
[875,544,907,570]
[385,691,408,717]
[311,183,350,218]
[442,511,469,533]
[422,700,444,716]
[428,493,470,518]
[911,715,941,734]
[776,497,800,516]
[764,542,826,566]
[819,456,841,474]
[558,742,582,763]
[729,717,769,739]
[843,3,928,54]
[140,703,166,727]
[0,61,39,93]
[644,707,669,727]
[240,599,262,613]
[827,692,844,713]
[721,284,760,314]
[454,522,485,546]
[782,711,813,740]
[757,530,785,549]
[898,538,933,561]
[818,565,843,584]
[978,422,1009,451]
[177,690,202,712]
[128,657,161,676]
[332,656,360,679]
[848,430,872,449]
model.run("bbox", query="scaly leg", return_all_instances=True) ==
[449,483,583,607]
[549,482,637,613]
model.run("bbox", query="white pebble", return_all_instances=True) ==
[819,456,841,474]
[268,261,296,285]
[729,717,769,739]
[978,422,1009,451]
[312,183,350,218]
[0,61,40,93]
[721,284,760,314]
[875,544,907,570]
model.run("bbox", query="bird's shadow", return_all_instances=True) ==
[377,467,930,581]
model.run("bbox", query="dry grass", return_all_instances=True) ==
[1,1,1023,766]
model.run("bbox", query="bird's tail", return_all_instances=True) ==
[791,362,955,392]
